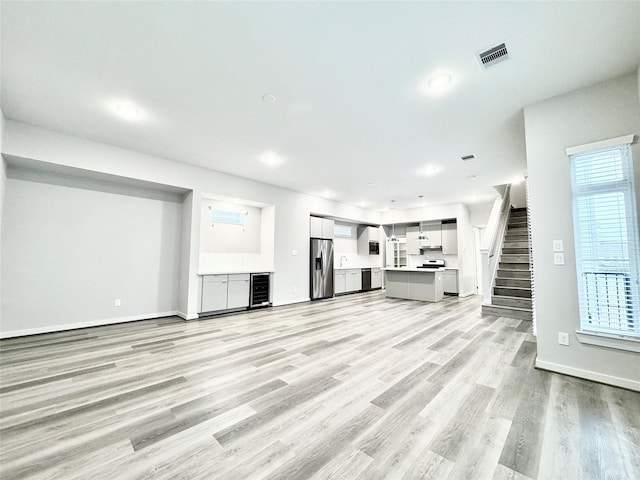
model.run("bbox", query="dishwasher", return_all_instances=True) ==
[361,268,372,291]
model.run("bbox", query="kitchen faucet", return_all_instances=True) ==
[339,256,347,267]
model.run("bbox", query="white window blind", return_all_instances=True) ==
[569,142,640,337]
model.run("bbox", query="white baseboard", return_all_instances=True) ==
[176,311,199,321]
[535,358,640,392]
[273,297,311,307]
[0,311,180,339]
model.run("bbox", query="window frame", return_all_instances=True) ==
[567,135,639,341]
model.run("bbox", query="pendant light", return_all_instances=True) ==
[417,195,428,241]
[388,200,399,242]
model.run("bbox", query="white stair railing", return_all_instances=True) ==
[481,184,511,304]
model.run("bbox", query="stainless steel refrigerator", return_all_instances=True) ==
[310,238,334,300]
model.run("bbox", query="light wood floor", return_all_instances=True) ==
[0,292,638,479]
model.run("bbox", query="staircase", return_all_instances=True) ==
[482,208,533,321]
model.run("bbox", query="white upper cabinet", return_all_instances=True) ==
[310,216,334,239]
[410,223,442,250]
[406,225,420,255]
[357,226,380,255]
[441,221,458,254]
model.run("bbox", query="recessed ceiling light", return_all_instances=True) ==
[427,73,452,92]
[421,165,442,176]
[468,175,478,180]
[260,151,283,167]
[323,190,334,198]
[114,101,141,121]
[366,182,374,186]
[263,94,276,103]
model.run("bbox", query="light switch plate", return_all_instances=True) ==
[553,240,564,252]
[292,250,298,256]
[554,253,565,265]
[558,332,569,346]
[114,298,121,307]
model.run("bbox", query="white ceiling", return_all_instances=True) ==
[2,1,639,211]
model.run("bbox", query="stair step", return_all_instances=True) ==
[495,278,532,288]
[508,220,528,226]
[482,304,532,321]
[506,227,528,235]
[492,295,533,308]
[497,269,531,279]
[500,254,530,263]
[498,262,530,270]
[494,286,532,298]
[504,241,529,248]
[502,247,529,255]
[505,234,529,241]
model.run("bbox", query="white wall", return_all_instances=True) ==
[467,201,494,227]
[0,119,384,334]
[0,111,5,323]
[524,72,640,390]
[200,201,262,254]
[1,167,184,336]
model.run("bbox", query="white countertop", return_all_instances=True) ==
[384,267,445,272]
[198,270,274,276]
[334,266,382,270]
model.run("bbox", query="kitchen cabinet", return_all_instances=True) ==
[201,274,228,312]
[441,220,458,255]
[310,216,334,239]
[334,270,346,294]
[408,224,442,251]
[227,274,250,309]
[406,226,420,255]
[386,239,407,267]
[357,226,380,255]
[385,269,444,302]
[385,270,409,298]
[417,223,441,249]
[345,268,362,292]
[200,273,250,313]
[443,270,459,295]
[371,268,382,289]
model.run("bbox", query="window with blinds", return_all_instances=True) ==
[569,142,639,337]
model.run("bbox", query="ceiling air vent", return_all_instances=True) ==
[461,154,475,161]
[477,42,509,69]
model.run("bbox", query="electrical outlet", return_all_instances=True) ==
[558,332,569,346]
[293,286,297,293]
[292,250,298,256]
[553,240,564,252]
[554,252,565,265]
[114,298,121,307]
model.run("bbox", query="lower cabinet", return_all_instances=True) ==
[335,270,346,295]
[443,270,459,295]
[227,274,250,309]
[201,275,228,312]
[371,268,382,289]
[200,273,250,313]
[346,268,362,292]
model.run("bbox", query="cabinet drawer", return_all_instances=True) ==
[202,274,228,283]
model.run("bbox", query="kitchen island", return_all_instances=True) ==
[384,267,444,302]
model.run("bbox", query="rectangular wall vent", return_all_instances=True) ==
[461,154,476,161]
[478,43,509,69]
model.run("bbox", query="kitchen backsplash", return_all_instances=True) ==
[407,252,458,269]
